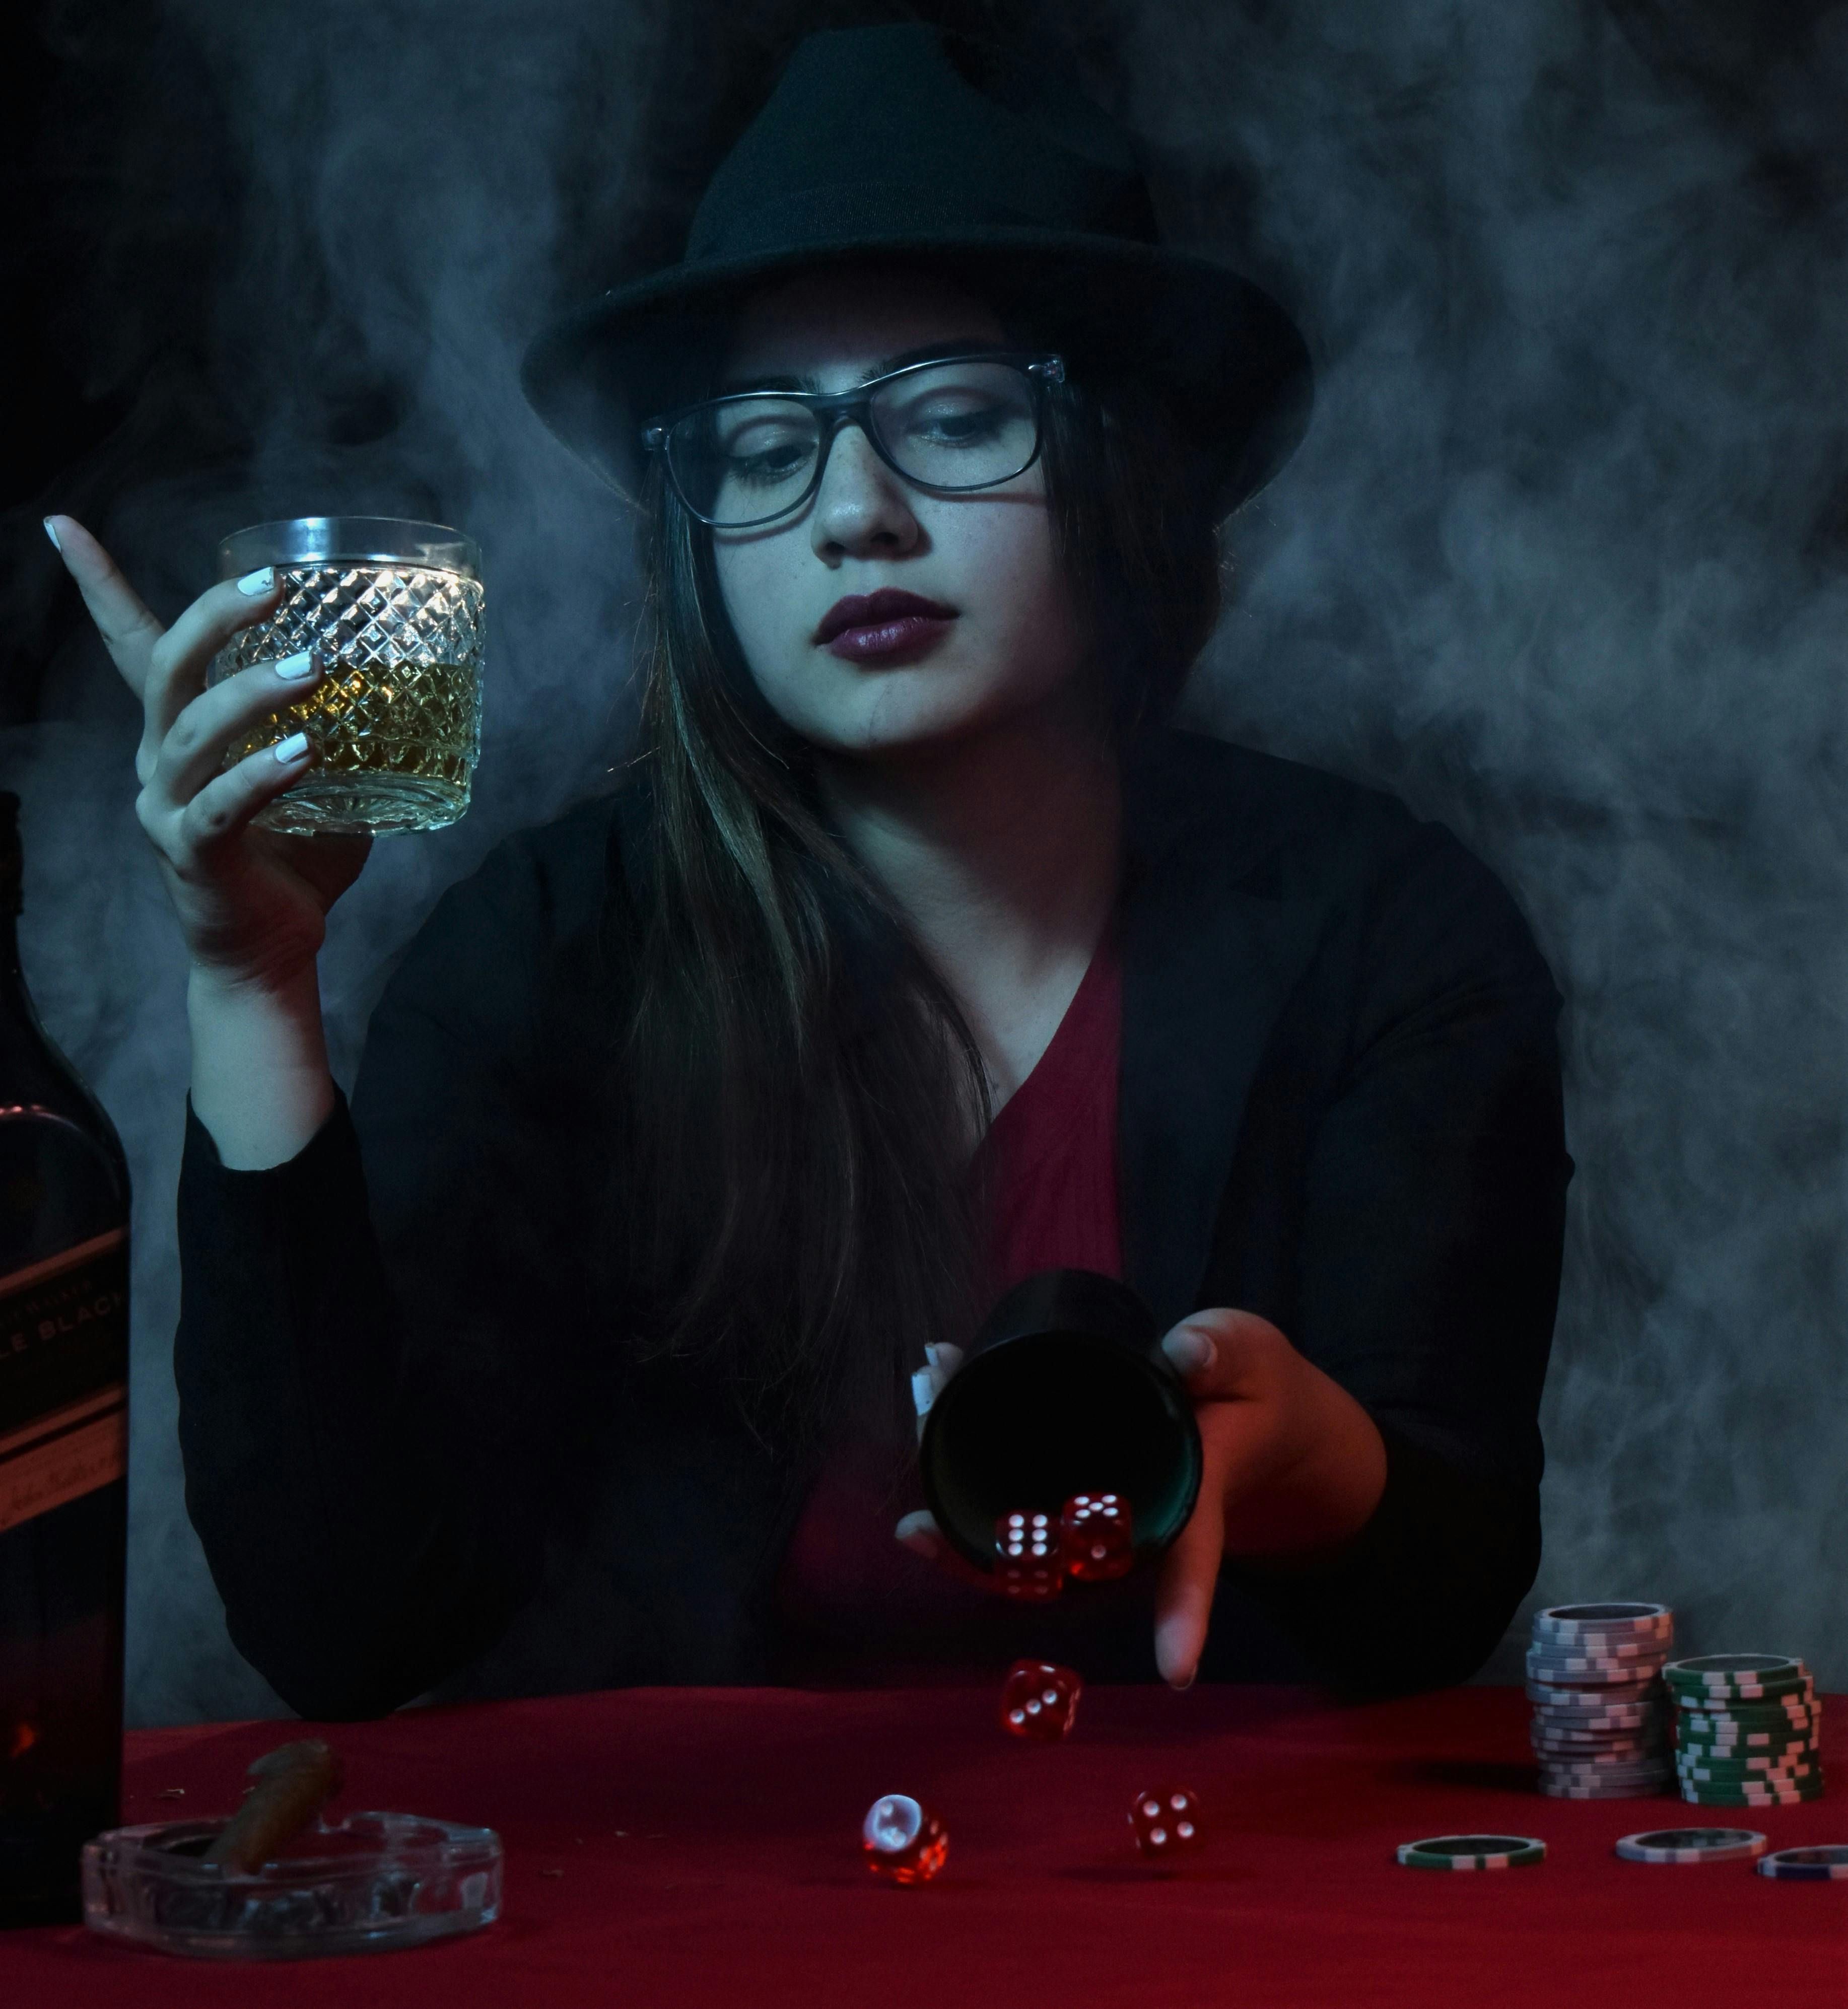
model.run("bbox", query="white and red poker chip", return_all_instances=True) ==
[1614,1826,1767,1865]
[1756,1845,1848,1881]
[1533,1605,1674,1652]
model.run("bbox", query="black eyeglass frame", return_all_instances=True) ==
[640,351,1067,529]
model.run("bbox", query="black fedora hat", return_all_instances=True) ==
[521,23,1313,522]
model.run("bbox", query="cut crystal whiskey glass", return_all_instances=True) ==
[209,518,486,836]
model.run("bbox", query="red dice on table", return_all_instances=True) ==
[1128,1785,1203,1858]
[995,1511,1063,1600]
[999,1659,1083,1742]
[861,1794,949,1884]
[1059,1492,1134,1582]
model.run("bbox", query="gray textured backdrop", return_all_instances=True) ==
[3,0,1844,1724]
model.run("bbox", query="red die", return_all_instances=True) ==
[995,1511,1063,1600]
[1128,1785,1204,1858]
[999,1659,1083,1742]
[862,1794,949,1884]
[1060,1492,1135,1582]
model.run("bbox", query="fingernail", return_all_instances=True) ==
[1171,1667,1197,1692]
[274,649,319,680]
[42,517,61,553]
[910,1368,937,1419]
[273,732,311,764]
[237,566,276,596]
[1163,1327,1216,1376]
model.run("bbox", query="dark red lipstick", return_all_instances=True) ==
[814,589,958,662]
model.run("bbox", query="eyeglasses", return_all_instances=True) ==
[640,352,1066,529]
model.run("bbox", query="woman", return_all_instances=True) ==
[47,26,1568,1717]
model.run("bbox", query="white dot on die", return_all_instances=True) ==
[864,1795,923,1852]
[1150,1827,1168,1845]
[1169,1794,1188,1811]
[1008,1709,1024,1725]
[1026,1699,1041,1714]
[1141,1799,1160,1817]
[1042,1689,1059,1705]
[1177,1822,1195,1840]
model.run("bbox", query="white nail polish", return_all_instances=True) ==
[273,649,318,680]
[1163,1328,1215,1376]
[273,732,311,763]
[42,518,61,553]
[237,566,276,596]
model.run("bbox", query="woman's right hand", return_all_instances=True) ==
[47,515,372,993]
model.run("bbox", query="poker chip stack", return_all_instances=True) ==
[1666,1655,1825,1809]
[1527,1603,1675,1799]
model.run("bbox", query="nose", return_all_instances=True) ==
[810,419,920,563]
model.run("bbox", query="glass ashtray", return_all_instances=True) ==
[81,1811,502,1960]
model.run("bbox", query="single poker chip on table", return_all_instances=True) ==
[1614,1827,1767,1865]
[1756,1845,1848,1881]
[1396,1834,1547,1871]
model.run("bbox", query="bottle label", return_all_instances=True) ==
[0,1227,128,1537]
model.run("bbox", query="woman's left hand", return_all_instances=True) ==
[894,1313,1388,1673]
[1151,1309,1387,1689]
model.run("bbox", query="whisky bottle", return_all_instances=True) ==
[0,792,130,1926]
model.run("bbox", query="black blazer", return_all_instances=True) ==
[175,730,1570,1718]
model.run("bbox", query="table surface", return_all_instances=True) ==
[4,1683,1840,2006]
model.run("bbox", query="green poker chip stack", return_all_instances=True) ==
[1665,1655,1826,1808]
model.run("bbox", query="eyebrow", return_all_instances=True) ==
[717,337,1006,396]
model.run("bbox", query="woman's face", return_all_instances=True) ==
[708,265,1086,762]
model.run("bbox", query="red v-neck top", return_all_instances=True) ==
[774,924,1125,1670]
[977,922,1125,1290]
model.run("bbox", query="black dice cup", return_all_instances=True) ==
[918,1269,1204,1576]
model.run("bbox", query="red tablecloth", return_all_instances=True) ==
[5,1683,1841,2005]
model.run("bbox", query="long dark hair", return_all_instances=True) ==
[606,288,1223,1458]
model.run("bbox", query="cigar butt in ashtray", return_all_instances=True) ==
[203,1739,346,1874]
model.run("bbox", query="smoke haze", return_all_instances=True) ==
[2,0,1842,1720]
